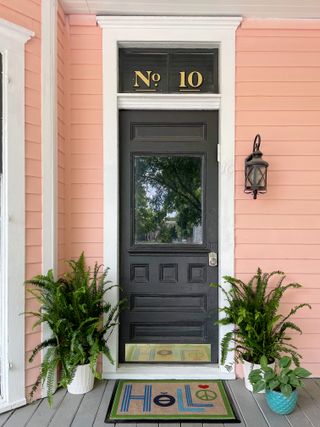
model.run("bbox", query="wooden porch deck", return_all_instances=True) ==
[0,379,320,427]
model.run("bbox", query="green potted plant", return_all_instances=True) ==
[249,355,311,414]
[211,269,311,391]
[26,253,124,404]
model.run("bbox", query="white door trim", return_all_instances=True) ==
[97,15,241,379]
[0,18,33,413]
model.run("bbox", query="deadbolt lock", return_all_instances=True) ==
[208,251,218,267]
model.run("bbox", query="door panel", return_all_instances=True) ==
[119,110,218,363]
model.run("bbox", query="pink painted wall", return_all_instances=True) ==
[57,16,320,376]
[61,16,320,375]
[57,1,66,275]
[61,15,103,268]
[0,0,42,396]
[235,19,320,376]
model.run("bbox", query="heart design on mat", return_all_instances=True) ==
[198,384,209,389]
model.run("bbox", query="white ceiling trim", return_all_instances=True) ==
[61,0,320,19]
[96,15,242,30]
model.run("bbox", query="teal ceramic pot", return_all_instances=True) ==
[266,389,298,415]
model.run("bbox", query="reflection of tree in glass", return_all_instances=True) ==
[135,156,202,243]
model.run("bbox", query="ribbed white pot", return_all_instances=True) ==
[242,359,275,393]
[67,363,94,394]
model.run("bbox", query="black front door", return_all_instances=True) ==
[119,110,219,363]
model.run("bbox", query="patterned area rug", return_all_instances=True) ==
[125,343,211,362]
[106,380,240,422]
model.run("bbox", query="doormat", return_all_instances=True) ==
[125,344,211,362]
[105,380,240,423]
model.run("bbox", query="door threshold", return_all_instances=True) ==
[103,364,235,380]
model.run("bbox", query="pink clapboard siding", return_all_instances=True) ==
[0,0,42,396]
[236,19,320,375]
[61,14,103,268]
[57,1,66,274]
[59,13,103,372]
[58,16,320,376]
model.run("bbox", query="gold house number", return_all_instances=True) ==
[133,70,204,91]
[179,71,203,91]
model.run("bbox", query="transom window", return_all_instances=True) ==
[119,48,218,93]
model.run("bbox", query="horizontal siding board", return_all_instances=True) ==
[237,67,320,82]
[237,96,320,110]
[236,126,320,140]
[236,229,320,244]
[237,36,320,52]
[237,110,320,126]
[237,51,320,67]
[71,183,103,197]
[237,81,320,96]
[236,156,320,172]
[236,214,320,229]
[236,244,320,260]
[236,185,320,200]
[237,170,320,185]
[71,94,102,109]
[236,259,320,274]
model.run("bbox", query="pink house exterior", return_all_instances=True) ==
[0,0,320,413]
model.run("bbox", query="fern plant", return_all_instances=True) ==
[211,269,311,369]
[26,253,125,405]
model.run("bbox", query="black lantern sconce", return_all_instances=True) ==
[244,134,269,199]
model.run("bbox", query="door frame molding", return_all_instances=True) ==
[97,15,242,379]
[0,18,33,413]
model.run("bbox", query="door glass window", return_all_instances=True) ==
[134,155,203,244]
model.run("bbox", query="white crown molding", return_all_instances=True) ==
[0,18,33,44]
[97,15,242,30]
[118,93,221,110]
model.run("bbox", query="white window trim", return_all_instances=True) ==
[0,18,33,413]
[97,15,241,379]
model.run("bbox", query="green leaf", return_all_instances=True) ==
[280,356,291,369]
[253,380,265,393]
[279,375,289,384]
[264,372,275,382]
[268,379,280,390]
[293,367,312,378]
[288,374,301,388]
[280,384,292,398]
[260,355,268,370]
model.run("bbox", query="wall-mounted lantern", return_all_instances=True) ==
[244,134,269,200]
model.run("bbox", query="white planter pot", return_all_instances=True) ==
[67,363,94,394]
[242,359,275,393]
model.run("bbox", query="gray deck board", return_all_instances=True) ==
[71,380,107,427]
[228,379,269,426]
[294,388,319,427]
[1,379,320,426]
[203,422,224,427]
[48,389,84,426]
[303,380,320,409]
[225,381,247,426]
[252,392,291,427]
[93,379,116,427]
[186,423,210,427]
[0,410,13,427]
[25,388,66,427]
[285,401,314,427]
[2,400,41,427]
